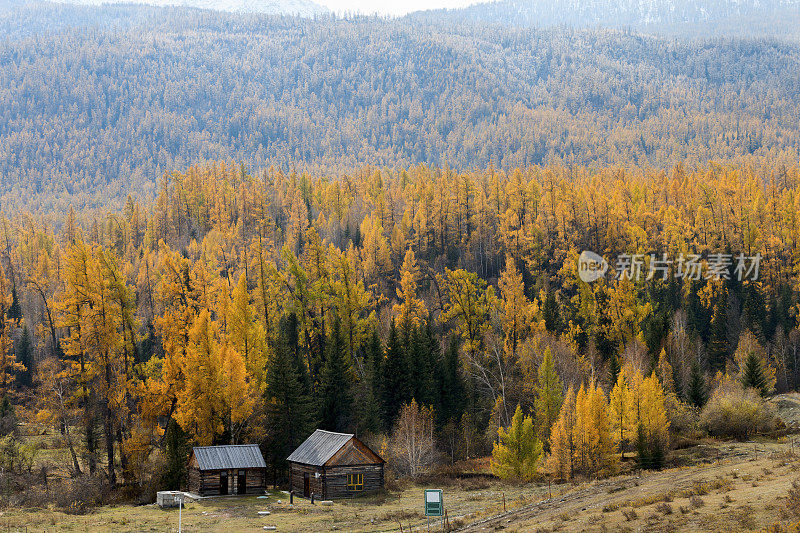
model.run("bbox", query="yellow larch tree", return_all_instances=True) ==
[0,265,22,399]
[331,244,373,373]
[440,268,495,361]
[149,243,199,426]
[535,347,563,448]
[573,382,616,476]
[218,342,255,444]
[56,240,129,486]
[636,373,670,467]
[609,364,636,456]
[227,272,267,390]
[655,348,676,395]
[572,384,591,473]
[175,308,223,445]
[393,248,427,330]
[498,254,534,358]
[360,209,392,288]
[587,381,616,474]
[547,385,575,480]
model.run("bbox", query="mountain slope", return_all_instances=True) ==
[412,0,800,38]
[58,0,329,17]
[2,4,800,214]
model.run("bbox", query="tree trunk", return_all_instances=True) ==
[105,406,116,488]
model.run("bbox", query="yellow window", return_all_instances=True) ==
[347,473,363,491]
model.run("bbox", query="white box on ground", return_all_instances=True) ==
[157,491,184,509]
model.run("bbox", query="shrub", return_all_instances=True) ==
[786,480,800,518]
[54,475,109,515]
[655,502,673,514]
[700,381,777,440]
[388,400,439,478]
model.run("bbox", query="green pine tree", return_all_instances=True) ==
[354,327,383,435]
[283,312,310,393]
[741,351,769,397]
[607,351,621,388]
[409,323,436,406]
[382,320,412,427]
[436,335,465,426]
[595,289,619,360]
[161,418,190,490]
[687,360,707,408]
[708,290,730,372]
[635,423,651,469]
[318,320,353,432]
[8,285,21,321]
[266,314,314,479]
[543,291,563,334]
[14,326,33,389]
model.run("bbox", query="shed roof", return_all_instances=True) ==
[191,444,266,471]
[286,430,355,466]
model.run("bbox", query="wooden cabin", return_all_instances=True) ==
[187,444,267,496]
[287,429,385,500]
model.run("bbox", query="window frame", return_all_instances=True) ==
[346,472,364,491]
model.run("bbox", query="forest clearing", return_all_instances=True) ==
[3,396,800,532]
[2,438,799,532]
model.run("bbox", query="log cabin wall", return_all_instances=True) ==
[288,462,385,499]
[187,467,267,496]
[289,462,325,498]
[287,430,386,500]
[325,464,384,499]
[187,445,268,496]
[242,468,267,493]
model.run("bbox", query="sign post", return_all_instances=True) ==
[424,488,443,530]
[177,492,183,533]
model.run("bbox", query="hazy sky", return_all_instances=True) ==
[316,0,479,17]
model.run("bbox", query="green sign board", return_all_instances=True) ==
[424,489,443,517]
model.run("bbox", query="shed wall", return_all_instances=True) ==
[187,467,266,496]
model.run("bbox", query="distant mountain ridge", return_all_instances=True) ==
[412,0,800,38]
[3,2,800,214]
[56,0,329,17]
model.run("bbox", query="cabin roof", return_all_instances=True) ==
[287,429,379,466]
[287,430,353,466]
[191,444,266,471]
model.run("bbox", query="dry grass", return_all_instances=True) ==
[786,479,800,518]
[456,439,800,533]
[2,476,551,532]
[6,408,800,532]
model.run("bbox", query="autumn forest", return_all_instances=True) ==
[2,1,800,527]
[0,159,796,497]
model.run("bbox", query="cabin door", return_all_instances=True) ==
[303,473,310,497]
[220,471,228,495]
[237,470,247,494]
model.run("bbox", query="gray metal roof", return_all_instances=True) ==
[192,444,266,471]
[286,430,354,466]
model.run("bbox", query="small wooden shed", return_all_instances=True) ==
[187,444,267,496]
[287,430,385,499]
